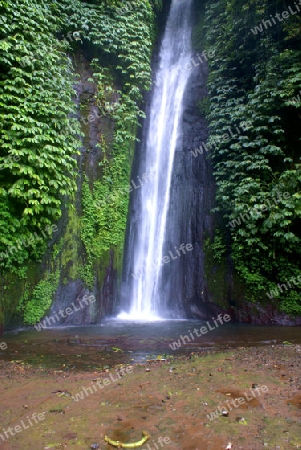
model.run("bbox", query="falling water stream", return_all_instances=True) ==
[119,0,193,320]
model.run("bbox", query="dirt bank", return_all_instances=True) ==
[0,345,300,450]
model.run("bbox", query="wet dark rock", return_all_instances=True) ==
[232,300,301,326]
[159,50,215,318]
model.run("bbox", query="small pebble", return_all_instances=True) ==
[91,444,99,450]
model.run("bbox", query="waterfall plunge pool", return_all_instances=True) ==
[2,320,301,372]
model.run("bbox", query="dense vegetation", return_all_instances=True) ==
[0,0,81,270]
[196,0,301,314]
[0,0,160,323]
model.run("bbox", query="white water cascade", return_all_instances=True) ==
[119,0,193,320]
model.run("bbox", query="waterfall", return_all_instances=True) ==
[119,0,193,320]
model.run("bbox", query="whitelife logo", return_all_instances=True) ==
[266,275,301,299]
[206,385,269,421]
[34,294,96,331]
[153,50,216,87]
[95,170,155,210]
[251,1,301,35]
[72,366,133,402]
[228,190,290,229]
[143,436,171,450]
[292,89,301,104]
[169,314,231,350]
[0,341,7,351]
[0,223,58,261]
[0,412,46,443]
[190,121,252,158]
[131,243,193,280]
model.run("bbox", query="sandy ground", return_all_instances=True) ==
[0,344,300,450]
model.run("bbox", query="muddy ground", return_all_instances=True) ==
[0,344,300,450]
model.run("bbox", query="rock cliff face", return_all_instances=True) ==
[41,52,118,326]
[161,55,215,317]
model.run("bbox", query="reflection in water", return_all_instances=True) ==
[2,320,301,371]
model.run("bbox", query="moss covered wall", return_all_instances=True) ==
[0,0,159,329]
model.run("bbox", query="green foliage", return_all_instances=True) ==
[0,0,156,321]
[206,230,227,264]
[197,97,210,118]
[80,98,136,286]
[201,0,301,314]
[18,270,60,324]
[51,0,154,92]
[0,0,154,272]
[280,292,301,316]
[0,0,81,270]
